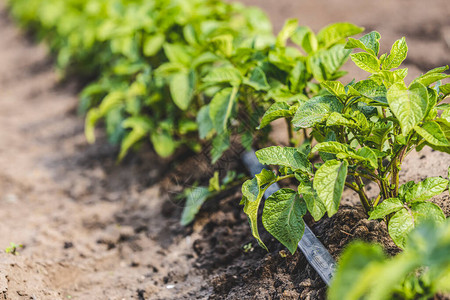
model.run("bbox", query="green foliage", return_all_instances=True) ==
[242,32,450,253]
[9,0,361,163]
[180,170,240,226]
[329,219,450,300]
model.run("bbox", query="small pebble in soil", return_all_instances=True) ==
[63,242,73,249]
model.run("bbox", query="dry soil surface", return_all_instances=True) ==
[0,0,449,299]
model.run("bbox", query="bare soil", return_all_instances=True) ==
[0,0,449,299]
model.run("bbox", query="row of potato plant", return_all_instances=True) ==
[8,0,362,164]
[8,0,450,298]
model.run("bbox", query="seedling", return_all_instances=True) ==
[5,242,23,255]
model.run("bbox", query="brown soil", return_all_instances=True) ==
[0,0,449,299]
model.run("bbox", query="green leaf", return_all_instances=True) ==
[292,95,343,128]
[308,44,351,81]
[298,182,326,221]
[328,242,386,300]
[389,202,445,248]
[262,189,307,254]
[196,105,213,139]
[382,37,408,70]
[210,133,230,163]
[326,112,357,127]
[143,33,165,57]
[258,102,295,129]
[243,185,268,250]
[203,66,242,86]
[291,26,318,54]
[355,147,378,169]
[163,43,191,66]
[387,82,428,135]
[369,198,403,220]
[353,79,388,106]
[118,117,153,160]
[210,34,233,57]
[276,18,298,47]
[312,141,349,155]
[150,130,176,158]
[440,83,450,96]
[415,121,450,146]
[255,146,312,174]
[244,67,270,91]
[316,23,364,48]
[170,70,195,110]
[413,66,450,86]
[322,81,346,98]
[209,172,221,192]
[404,177,449,202]
[289,61,308,92]
[181,187,211,226]
[345,31,381,56]
[242,178,259,203]
[350,52,380,73]
[209,87,238,134]
[313,159,348,216]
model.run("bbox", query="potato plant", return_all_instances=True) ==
[242,32,450,253]
[8,0,362,163]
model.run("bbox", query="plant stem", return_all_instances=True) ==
[286,118,294,146]
[354,175,372,213]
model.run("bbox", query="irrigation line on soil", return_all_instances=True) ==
[241,150,336,286]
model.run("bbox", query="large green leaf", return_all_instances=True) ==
[209,87,238,134]
[345,31,381,56]
[262,189,307,254]
[316,23,364,48]
[292,95,343,128]
[243,191,268,251]
[313,159,348,216]
[404,177,449,203]
[389,202,445,248]
[257,102,295,129]
[170,70,195,110]
[382,37,408,70]
[387,82,428,135]
[312,141,349,155]
[369,198,403,220]
[415,121,450,146]
[353,79,388,106]
[350,52,380,73]
[255,146,312,174]
[413,66,450,86]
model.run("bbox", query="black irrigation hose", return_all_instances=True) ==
[241,150,336,286]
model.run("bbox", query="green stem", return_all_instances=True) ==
[354,175,372,213]
[286,118,294,146]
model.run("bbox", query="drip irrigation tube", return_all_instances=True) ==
[241,150,336,286]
